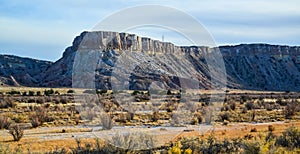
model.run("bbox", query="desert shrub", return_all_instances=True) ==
[28,91,35,96]
[36,97,46,104]
[30,116,41,128]
[265,132,275,142]
[126,111,135,121]
[53,137,157,154]
[178,134,242,153]
[244,134,254,140]
[265,104,274,111]
[100,113,113,130]
[284,100,299,119]
[132,90,141,96]
[167,89,172,95]
[171,112,182,126]
[203,108,213,124]
[67,89,75,93]
[192,112,203,125]
[44,89,54,96]
[268,125,275,132]
[60,97,68,104]
[241,107,248,113]
[275,126,300,149]
[186,101,197,113]
[36,91,41,96]
[55,91,60,95]
[12,114,27,123]
[53,97,61,104]
[276,98,287,106]
[242,141,260,154]
[110,131,154,151]
[27,98,35,103]
[229,101,236,110]
[241,95,249,102]
[220,112,230,122]
[0,99,14,108]
[7,90,21,95]
[9,125,24,141]
[0,115,11,129]
[80,110,96,121]
[166,106,173,112]
[245,102,254,110]
[250,128,257,132]
[152,110,159,122]
[30,106,53,128]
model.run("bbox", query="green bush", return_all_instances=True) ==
[242,141,260,154]
[36,91,41,96]
[7,90,21,95]
[67,89,75,93]
[44,89,54,96]
[276,126,300,149]
[131,90,140,96]
[245,102,254,110]
[28,91,35,96]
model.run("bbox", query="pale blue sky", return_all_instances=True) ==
[0,0,299,61]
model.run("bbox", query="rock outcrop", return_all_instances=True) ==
[0,55,52,86]
[222,44,300,91]
[1,31,300,91]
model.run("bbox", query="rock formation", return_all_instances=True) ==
[1,31,300,91]
[0,55,52,86]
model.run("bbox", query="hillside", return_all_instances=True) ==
[0,55,52,86]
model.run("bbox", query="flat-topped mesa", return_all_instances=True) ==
[64,31,300,60]
[68,31,201,54]
[220,44,300,57]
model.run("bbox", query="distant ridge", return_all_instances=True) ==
[0,54,52,86]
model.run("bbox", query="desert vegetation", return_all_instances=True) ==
[0,126,294,153]
[0,88,300,128]
[9,125,24,141]
[0,88,299,153]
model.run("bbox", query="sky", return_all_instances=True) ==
[0,0,300,61]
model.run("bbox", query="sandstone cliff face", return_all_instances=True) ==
[37,31,223,90]
[221,44,300,91]
[0,55,52,86]
[1,31,300,91]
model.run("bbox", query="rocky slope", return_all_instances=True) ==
[222,44,300,91]
[1,31,300,91]
[0,55,52,86]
